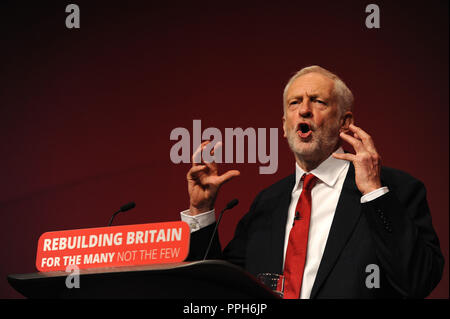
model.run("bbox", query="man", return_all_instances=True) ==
[180,66,444,298]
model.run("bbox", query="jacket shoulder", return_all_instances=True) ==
[381,166,424,189]
[256,173,296,201]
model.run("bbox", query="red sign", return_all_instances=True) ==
[36,221,190,272]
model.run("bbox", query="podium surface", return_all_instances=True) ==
[8,260,279,299]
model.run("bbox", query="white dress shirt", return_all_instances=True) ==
[181,147,389,298]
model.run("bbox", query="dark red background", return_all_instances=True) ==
[0,1,448,298]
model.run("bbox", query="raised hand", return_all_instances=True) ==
[332,124,382,195]
[187,141,240,215]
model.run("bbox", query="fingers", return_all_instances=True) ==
[340,124,378,155]
[192,140,223,168]
[212,141,222,156]
[187,165,240,193]
[187,164,208,180]
[339,131,365,153]
[348,124,378,154]
[189,141,239,190]
[334,143,381,168]
[192,141,211,166]
[191,140,217,175]
[335,124,382,175]
[336,124,381,166]
[202,141,224,176]
[202,141,222,164]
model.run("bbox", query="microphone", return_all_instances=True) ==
[225,198,239,210]
[108,202,136,226]
[292,211,301,226]
[202,199,239,260]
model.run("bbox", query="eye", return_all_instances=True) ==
[312,98,327,105]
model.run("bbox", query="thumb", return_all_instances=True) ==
[332,152,354,162]
[216,170,241,186]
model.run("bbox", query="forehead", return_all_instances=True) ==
[286,72,335,99]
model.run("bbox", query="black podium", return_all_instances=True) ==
[7,260,279,299]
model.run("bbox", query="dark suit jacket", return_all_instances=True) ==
[187,164,444,298]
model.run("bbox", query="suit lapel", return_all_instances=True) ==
[309,164,362,298]
[269,174,295,274]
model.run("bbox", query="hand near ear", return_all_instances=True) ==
[333,124,382,195]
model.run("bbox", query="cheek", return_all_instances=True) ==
[313,115,326,128]
[284,114,296,130]
[315,111,339,129]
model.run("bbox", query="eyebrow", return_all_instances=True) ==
[287,93,329,101]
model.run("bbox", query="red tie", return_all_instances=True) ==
[283,173,318,299]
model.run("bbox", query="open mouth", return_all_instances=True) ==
[297,123,312,138]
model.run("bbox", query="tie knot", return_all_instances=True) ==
[301,173,317,190]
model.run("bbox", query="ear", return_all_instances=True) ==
[282,116,287,138]
[339,111,354,133]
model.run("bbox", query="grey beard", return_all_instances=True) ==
[286,128,341,164]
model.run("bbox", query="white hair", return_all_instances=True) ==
[282,65,354,115]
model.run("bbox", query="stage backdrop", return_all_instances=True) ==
[0,0,448,298]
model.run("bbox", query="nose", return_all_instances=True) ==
[298,99,312,118]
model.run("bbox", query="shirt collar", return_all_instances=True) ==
[293,147,349,192]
